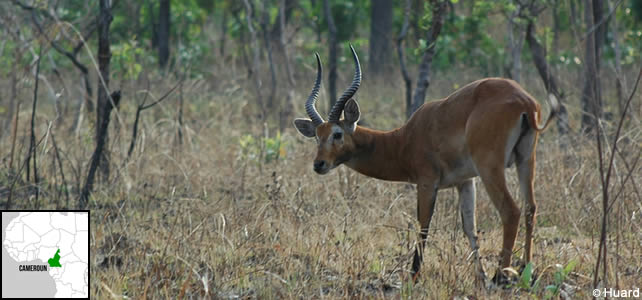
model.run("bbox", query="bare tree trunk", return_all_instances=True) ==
[220,11,227,57]
[397,0,413,119]
[96,0,114,182]
[261,0,277,110]
[526,21,570,145]
[231,10,253,79]
[552,0,561,59]
[607,0,626,117]
[592,0,605,71]
[5,39,19,139]
[410,0,447,115]
[411,0,424,44]
[323,0,338,108]
[506,3,525,82]
[158,0,170,68]
[369,0,393,78]
[25,49,42,206]
[80,91,121,208]
[279,0,295,87]
[270,0,294,41]
[580,0,602,133]
[149,0,159,49]
[278,0,295,132]
[243,0,265,118]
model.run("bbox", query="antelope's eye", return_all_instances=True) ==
[333,132,343,140]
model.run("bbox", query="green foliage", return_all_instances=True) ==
[429,2,504,74]
[515,260,578,299]
[607,3,642,66]
[111,39,147,80]
[316,0,369,42]
[630,0,642,22]
[238,132,287,165]
[517,262,534,290]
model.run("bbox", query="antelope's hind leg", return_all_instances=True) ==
[467,108,522,285]
[515,129,539,266]
[457,179,486,284]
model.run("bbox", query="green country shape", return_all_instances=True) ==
[48,249,62,267]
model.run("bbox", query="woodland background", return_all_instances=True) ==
[0,0,640,298]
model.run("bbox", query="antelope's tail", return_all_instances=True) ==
[532,93,559,132]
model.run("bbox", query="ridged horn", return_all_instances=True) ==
[306,53,324,126]
[328,44,361,123]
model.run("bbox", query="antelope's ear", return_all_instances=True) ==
[293,118,317,138]
[343,99,360,133]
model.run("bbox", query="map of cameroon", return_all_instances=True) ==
[48,249,62,267]
[3,211,89,298]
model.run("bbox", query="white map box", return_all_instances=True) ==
[2,211,90,299]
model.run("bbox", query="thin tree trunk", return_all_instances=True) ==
[410,0,447,115]
[231,10,253,79]
[158,0,170,68]
[261,0,277,110]
[5,42,19,140]
[369,0,393,78]
[243,0,265,118]
[552,0,561,60]
[323,0,338,108]
[397,0,413,119]
[607,0,626,117]
[149,0,159,49]
[96,0,114,182]
[592,0,605,71]
[80,91,121,208]
[411,0,424,44]
[279,0,295,87]
[220,11,227,57]
[278,0,295,131]
[580,0,602,133]
[526,21,570,146]
[506,4,525,82]
[25,49,42,207]
[51,131,70,209]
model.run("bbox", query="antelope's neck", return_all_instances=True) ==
[344,126,410,182]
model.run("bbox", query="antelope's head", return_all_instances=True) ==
[294,46,362,175]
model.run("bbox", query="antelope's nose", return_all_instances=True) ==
[313,160,326,173]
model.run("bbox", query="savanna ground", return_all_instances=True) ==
[2,59,640,298]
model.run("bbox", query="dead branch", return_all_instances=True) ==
[128,81,181,158]
[397,0,413,119]
[80,90,121,208]
[25,48,42,205]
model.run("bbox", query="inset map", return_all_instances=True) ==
[2,211,89,298]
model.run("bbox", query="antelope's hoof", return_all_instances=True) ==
[491,269,518,288]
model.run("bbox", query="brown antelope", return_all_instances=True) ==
[294,46,558,284]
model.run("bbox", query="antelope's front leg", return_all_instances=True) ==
[411,180,438,281]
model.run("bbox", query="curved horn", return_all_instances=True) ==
[328,44,361,123]
[306,53,325,126]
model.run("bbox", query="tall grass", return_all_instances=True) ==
[1,64,639,298]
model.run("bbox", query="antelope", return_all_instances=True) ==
[294,46,559,284]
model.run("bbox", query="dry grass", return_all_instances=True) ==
[1,67,640,299]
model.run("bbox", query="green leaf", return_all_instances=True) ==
[519,262,533,289]
[562,260,577,277]
[554,269,562,284]
[544,285,558,299]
